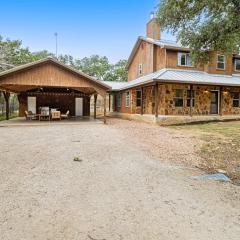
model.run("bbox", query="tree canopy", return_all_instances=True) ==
[156,0,240,63]
[0,36,127,81]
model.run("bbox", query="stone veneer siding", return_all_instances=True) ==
[115,83,240,116]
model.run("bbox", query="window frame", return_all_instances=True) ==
[125,91,130,108]
[186,90,195,107]
[138,63,143,76]
[216,54,225,70]
[136,89,142,107]
[232,92,240,108]
[174,89,184,107]
[177,52,193,67]
[234,59,240,72]
[116,93,122,108]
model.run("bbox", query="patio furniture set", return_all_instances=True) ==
[25,107,69,121]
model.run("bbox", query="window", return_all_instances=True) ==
[174,89,184,107]
[217,54,225,70]
[116,93,121,108]
[235,59,240,71]
[125,91,130,107]
[136,89,142,107]
[178,52,192,67]
[232,92,240,107]
[187,90,195,107]
[138,63,143,76]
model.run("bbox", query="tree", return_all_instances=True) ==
[156,0,240,63]
[0,36,52,71]
[74,55,111,80]
[105,60,128,82]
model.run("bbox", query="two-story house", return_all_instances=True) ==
[106,16,240,122]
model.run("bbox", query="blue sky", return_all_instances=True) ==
[0,0,174,63]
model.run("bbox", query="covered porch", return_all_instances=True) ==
[0,58,111,123]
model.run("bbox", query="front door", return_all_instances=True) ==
[210,91,219,114]
[75,98,83,116]
[27,96,36,114]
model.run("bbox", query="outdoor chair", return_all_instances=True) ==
[25,110,36,120]
[61,110,70,119]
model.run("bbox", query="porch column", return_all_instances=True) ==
[219,86,223,116]
[190,85,193,117]
[3,91,10,120]
[141,87,144,115]
[154,83,159,118]
[103,96,107,124]
[94,94,97,119]
[109,93,111,112]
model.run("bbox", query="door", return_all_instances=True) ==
[27,97,36,114]
[210,91,219,114]
[75,98,83,116]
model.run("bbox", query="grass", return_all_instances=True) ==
[172,122,240,183]
[0,112,18,121]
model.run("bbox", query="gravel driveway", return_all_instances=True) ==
[0,119,240,240]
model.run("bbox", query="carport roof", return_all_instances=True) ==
[0,57,111,90]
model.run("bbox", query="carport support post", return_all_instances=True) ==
[220,86,223,116]
[109,93,111,112]
[94,94,97,119]
[3,91,10,120]
[154,83,159,118]
[103,96,107,124]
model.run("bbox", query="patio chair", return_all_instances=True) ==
[25,110,36,120]
[61,110,70,119]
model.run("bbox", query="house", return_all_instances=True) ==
[0,57,111,122]
[106,16,240,123]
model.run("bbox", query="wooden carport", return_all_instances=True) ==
[0,57,111,123]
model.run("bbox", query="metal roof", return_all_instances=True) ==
[104,69,240,91]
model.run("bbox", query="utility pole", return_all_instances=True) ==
[54,32,58,59]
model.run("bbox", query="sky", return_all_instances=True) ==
[0,0,175,63]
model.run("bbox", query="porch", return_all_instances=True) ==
[0,58,111,123]
[108,112,240,126]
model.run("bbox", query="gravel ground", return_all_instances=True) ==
[0,118,240,240]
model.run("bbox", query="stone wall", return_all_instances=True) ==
[115,83,240,116]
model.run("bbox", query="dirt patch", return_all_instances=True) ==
[0,120,239,239]
[170,121,240,183]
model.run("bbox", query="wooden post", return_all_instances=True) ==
[103,96,106,124]
[220,87,223,116]
[141,87,143,115]
[190,85,193,117]
[108,93,111,112]
[3,91,10,120]
[94,94,97,119]
[154,83,159,118]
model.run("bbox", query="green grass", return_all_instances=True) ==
[0,112,18,121]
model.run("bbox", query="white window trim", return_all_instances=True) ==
[234,59,240,72]
[138,63,143,76]
[125,91,131,108]
[216,54,226,70]
[177,52,193,67]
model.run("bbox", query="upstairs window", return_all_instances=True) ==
[138,63,143,76]
[217,54,225,70]
[175,89,184,107]
[187,90,195,107]
[125,91,130,107]
[178,52,192,67]
[232,92,240,107]
[235,59,240,71]
[136,89,142,107]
